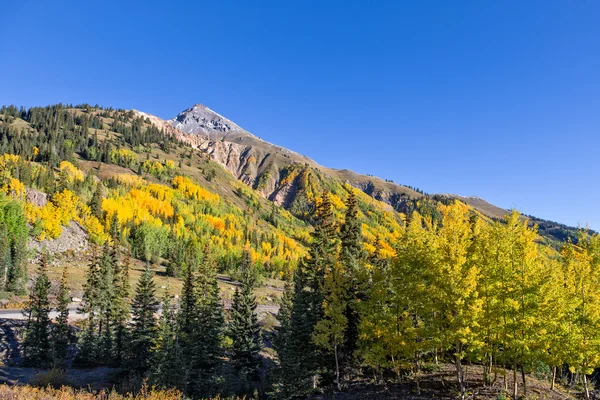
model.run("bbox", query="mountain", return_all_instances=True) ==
[138,103,578,243]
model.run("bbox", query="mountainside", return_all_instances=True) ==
[141,103,579,243]
[0,103,593,400]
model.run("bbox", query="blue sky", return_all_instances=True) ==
[1,1,598,229]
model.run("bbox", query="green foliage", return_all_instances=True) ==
[128,265,159,373]
[0,193,28,294]
[22,253,52,367]
[229,250,262,394]
[52,265,70,366]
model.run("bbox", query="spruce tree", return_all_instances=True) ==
[277,192,338,397]
[89,182,104,220]
[229,250,262,393]
[151,285,182,389]
[110,233,130,366]
[52,265,71,366]
[76,246,101,366]
[22,252,52,367]
[128,264,159,373]
[338,189,364,371]
[188,257,225,397]
[97,241,115,361]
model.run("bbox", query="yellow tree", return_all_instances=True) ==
[425,202,483,400]
[481,212,547,398]
[561,231,600,399]
[358,214,426,380]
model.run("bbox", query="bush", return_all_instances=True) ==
[29,368,71,388]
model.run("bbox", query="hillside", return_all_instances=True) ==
[0,103,595,400]
[139,104,581,243]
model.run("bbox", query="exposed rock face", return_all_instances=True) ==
[137,106,423,212]
[28,221,88,256]
[25,189,47,207]
[168,104,252,141]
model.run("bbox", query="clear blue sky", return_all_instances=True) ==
[1,1,598,229]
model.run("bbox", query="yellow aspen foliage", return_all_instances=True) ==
[58,161,84,182]
[52,189,80,225]
[3,178,26,198]
[110,148,138,166]
[172,176,219,202]
[112,173,147,188]
[204,215,225,232]
[129,189,174,219]
[561,232,600,377]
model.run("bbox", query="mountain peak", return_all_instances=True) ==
[169,103,251,140]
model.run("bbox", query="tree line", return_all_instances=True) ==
[276,193,600,399]
[20,189,600,399]
[22,219,264,398]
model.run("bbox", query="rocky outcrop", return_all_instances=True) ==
[28,221,88,256]
[25,189,47,207]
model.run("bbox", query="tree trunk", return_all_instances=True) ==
[584,374,590,400]
[551,366,556,390]
[334,344,341,391]
[512,360,518,399]
[455,347,466,400]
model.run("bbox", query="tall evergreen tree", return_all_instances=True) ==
[187,257,225,397]
[22,253,52,367]
[229,250,262,393]
[277,192,338,397]
[97,240,115,361]
[128,264,159,373]
[52,265,71,366]
[76,246,101,366]
[110,231,130,366]
[150,284,182,389]
[338,189,364,371]
[89,182,104,221]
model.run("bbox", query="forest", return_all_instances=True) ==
[0,104,599,399]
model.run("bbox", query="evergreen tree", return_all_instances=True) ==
[277,192,338,397]
[150,284,182,389]
[128,264,159,373]
[338,189,364,372]
[89,182,104,220]
[187,258,225,397]
[97,240,115,361]
[76,246,101,366]
[110,233,130,366]
[22,253,52,367]
[229,250,262,393]
[52,265,71,366]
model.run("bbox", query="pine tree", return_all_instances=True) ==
[128,264,159,373]
[110,236,130,366]
[97,240,115,361]
[187,258,225,397]
[22,252,52,367]
[52,265,70,366]
[89,182,104,220]
[277,192,338,397]
[229,250,262,393]
[338,189,364,372]
[151,284,182,389]
[76,246,101,366]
